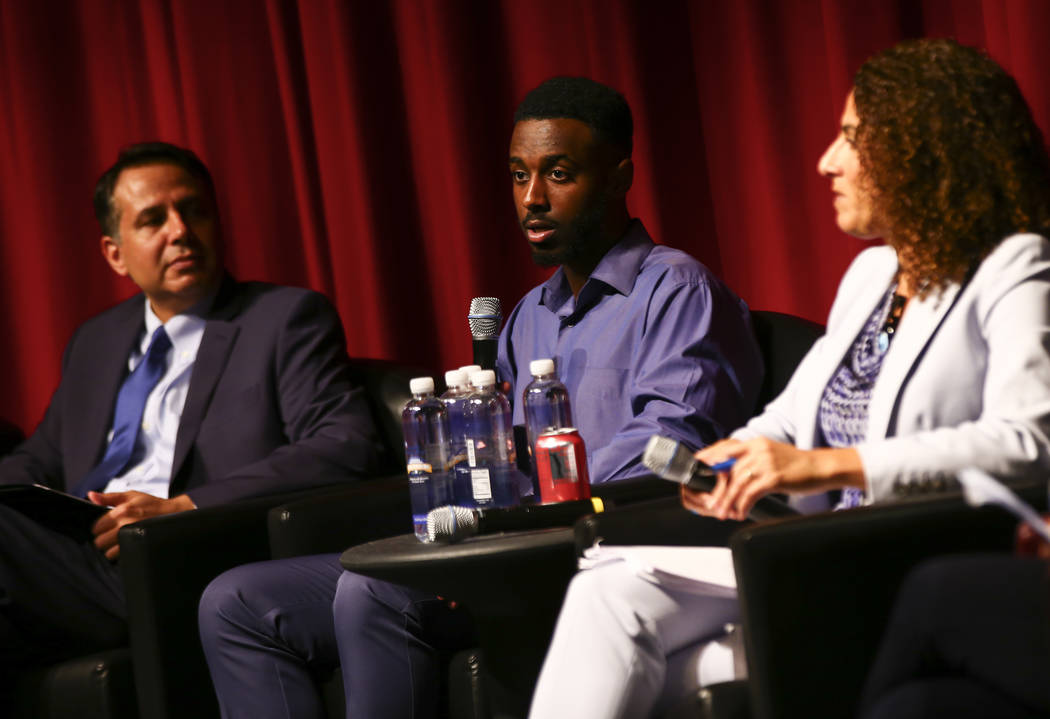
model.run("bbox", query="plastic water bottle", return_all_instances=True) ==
[458,364,482,379]
[402,377,452,541]
[522,358,574,479]
[460,370,520,508]
[441,369,473,506]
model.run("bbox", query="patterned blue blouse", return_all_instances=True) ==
[818,286,899,508]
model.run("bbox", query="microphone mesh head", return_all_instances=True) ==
[426,505,479,542]
[468,297,502,339]
[642,435,697,484]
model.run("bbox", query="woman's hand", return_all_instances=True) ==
[681,437,865,521]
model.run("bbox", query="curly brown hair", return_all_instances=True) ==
[853,38,1050,295]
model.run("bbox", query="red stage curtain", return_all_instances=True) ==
[1,0,1048,434]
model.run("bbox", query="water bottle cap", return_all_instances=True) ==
[458,364,482,376]
[529,358,555,376]
[444,369,467,389]
[409,377,435,395]
[470,369,496,388]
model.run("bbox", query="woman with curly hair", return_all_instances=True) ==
[527,38,1050,719]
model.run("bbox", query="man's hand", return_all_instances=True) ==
[88,490,196,560]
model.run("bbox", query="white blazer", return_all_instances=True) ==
[736,233,1050,502]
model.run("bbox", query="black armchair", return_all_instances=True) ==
[10,358,431,719]
[748,310,823,411]
[726,481,1047,719]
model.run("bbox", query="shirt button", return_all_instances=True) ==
[142,421,150,431]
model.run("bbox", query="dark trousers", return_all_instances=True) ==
[0,504,126,699]
[198,553,474,719]
[860,554,1050,719]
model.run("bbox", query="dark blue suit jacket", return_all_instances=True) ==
[0,276,380,506]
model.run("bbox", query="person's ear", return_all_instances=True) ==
[100,236,129,277]
[611,157,634,198]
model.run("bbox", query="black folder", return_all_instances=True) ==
[0,484,107,542]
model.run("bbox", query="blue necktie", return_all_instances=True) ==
[72,326,172,498]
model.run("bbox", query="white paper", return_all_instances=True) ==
[579,543,738,597]
[957,467,1050,543]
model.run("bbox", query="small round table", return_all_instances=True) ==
[340,527,578,718]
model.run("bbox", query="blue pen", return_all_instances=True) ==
[708,458,736,473]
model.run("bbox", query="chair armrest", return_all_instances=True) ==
[118,487,345,719]
[730,491,1036,719]
[267,474,412,559]
[574,496,750,556]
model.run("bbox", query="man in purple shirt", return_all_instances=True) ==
[198,77,762,719]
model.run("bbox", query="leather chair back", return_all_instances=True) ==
[346,358,442,473]
[749,310,824,412]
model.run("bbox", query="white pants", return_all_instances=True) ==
[528,557,745,719]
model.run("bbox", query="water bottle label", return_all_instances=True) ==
[407,462,432,475]
[466,438,477,467]
[471,468,492,500]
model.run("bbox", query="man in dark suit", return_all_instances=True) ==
[0,142,378,667]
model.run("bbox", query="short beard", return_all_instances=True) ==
[529,192,610,268]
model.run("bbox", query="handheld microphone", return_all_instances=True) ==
[641,435,797,520]
[426,497,605,542]
[468,297,502,370]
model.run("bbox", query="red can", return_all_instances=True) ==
[535,427,591,503]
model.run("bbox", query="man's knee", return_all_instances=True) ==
[199,564,259,636]
[334,572,419,628]
[198,561,305,638]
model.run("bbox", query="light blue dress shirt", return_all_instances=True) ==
[102,299,207,498]
[498,220,763,483]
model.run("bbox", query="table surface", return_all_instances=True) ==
[340,526,575,576]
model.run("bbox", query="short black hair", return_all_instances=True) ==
[513,76,633,156]
[93,142,214,237]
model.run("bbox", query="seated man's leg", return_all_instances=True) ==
[528,558,740,719]
[198,553,343,719]
[860,554,1050,718]
[334,572,475,719]
[0,504,125,667]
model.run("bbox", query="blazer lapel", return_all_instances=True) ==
[170,278,242,483]
[72,302,145,478]
[867,281,963,440]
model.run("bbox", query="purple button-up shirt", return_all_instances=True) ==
[498,220,763,483]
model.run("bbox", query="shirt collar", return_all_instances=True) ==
[539,219,654,313]
[140,287,217,354]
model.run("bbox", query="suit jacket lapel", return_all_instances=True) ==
[171,278,241,483]
[867,281,963,440]
[73,301,144,478]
